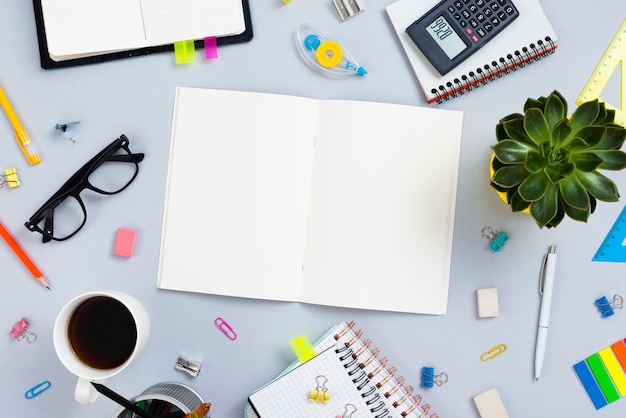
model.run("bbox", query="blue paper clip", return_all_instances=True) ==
[215,317,237,340]
[595,294,623,318]
[25,381,51,399]
[421,367,448,388]
[481,226,509,252]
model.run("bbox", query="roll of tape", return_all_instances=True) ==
[315,41,343,68]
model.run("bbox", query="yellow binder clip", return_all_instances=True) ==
[480,343,508,361]
[1,167,20,189]
[309,375,330,403]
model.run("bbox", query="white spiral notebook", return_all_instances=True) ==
[386,0,558,103]
[247,321,439,418]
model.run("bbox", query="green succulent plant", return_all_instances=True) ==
[490,90,626,228]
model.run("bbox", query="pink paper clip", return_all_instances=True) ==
[10,318,37,343]
[215,317,237,340]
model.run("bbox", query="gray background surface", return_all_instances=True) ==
[1,1,625,417]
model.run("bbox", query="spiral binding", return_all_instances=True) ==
[430,36,556,104]
[333,321,438,418]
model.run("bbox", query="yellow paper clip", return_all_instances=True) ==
[174,40,196,64]
[1,167,20,189]
[480,343,508,361]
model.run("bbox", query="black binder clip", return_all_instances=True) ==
[595,294,623,318]
[481,226,509,252]
[421,367,448,388]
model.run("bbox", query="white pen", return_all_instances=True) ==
[535,245,557,381]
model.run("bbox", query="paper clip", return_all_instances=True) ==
[332,0,364,21]
[481,226,509,252]
[0,167,20,189]
[25,381,51,399]
[10,318,37,344]
[215,317,237,340]
[595,294,624,318]
[421,367,448,387]
[309,375,330,403]
[55,121,80,142]
[175,355,202,377]
[480,343,508,361]
[336,403,357,418]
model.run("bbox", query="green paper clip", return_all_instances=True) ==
[290,334,315,363]
[174,40,196,64]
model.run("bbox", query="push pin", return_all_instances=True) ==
[55,121,80,142]
[421,367,448,388]
[481,226,509,252]
[309,375,330,403]
[595,294,623,318]
[10,318,37,344]
[0,167,20,189]
[175,355,202,377]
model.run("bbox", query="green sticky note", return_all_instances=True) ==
[289,334,315,363]
[174,40,196,64]
[587,353,621,403]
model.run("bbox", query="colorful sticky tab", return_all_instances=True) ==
[174,40,196,64]
[113,228,137,257]
[204,37,218,59]
[573,360,608,410]
[290,334,316,363]
[573,337,626,409]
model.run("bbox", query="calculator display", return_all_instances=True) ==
[425,16,467,59]
[406,0,519,75]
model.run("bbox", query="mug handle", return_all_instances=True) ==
[75,377,105,404]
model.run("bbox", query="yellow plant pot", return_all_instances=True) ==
[490,153,530,214]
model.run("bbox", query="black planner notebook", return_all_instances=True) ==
[32,0,253,69]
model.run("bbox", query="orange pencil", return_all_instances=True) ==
[184,402,211,418]
[0,220,49,289]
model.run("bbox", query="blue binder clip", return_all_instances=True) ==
[595,294,623,318]
[421,367,448,388]
[481,226,509,252]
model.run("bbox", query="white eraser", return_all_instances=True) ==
[473,387,509,418]
[477,288,499,318]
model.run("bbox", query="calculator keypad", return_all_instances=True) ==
[450,0,517,43]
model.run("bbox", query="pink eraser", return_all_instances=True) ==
[114,228,137,257]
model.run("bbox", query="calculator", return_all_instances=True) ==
[406,0,519,75]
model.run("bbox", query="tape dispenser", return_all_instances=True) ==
[296,23,367,78]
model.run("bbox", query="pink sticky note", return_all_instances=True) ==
[114,228,137,257]
[204,37,218,59]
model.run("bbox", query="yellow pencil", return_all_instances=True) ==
[0,83,40,165]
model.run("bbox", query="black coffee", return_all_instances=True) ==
[68,296,137,370]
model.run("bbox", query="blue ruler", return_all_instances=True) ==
[593,205,626,262]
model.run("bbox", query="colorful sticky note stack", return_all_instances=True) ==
[573,338,626,409]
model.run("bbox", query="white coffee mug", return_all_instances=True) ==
[53,290,150,404]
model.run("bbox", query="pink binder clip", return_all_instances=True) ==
[10,318,37,344]
[215,317,237,340]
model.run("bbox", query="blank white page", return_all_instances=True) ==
[158,88,316,302]
[300,99,463,314]
[41,0,246,58]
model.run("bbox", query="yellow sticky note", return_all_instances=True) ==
[174,40,196,64]
[599,347,626,396]
[289,334,315,363]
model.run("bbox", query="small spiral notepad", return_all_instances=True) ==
[248,321,438,418]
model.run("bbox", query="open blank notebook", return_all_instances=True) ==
[36,0,250,64]
[157,87,464,315]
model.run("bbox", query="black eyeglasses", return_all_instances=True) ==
[25,135,144,243]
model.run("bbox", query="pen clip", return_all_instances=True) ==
[538,253,547,296]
